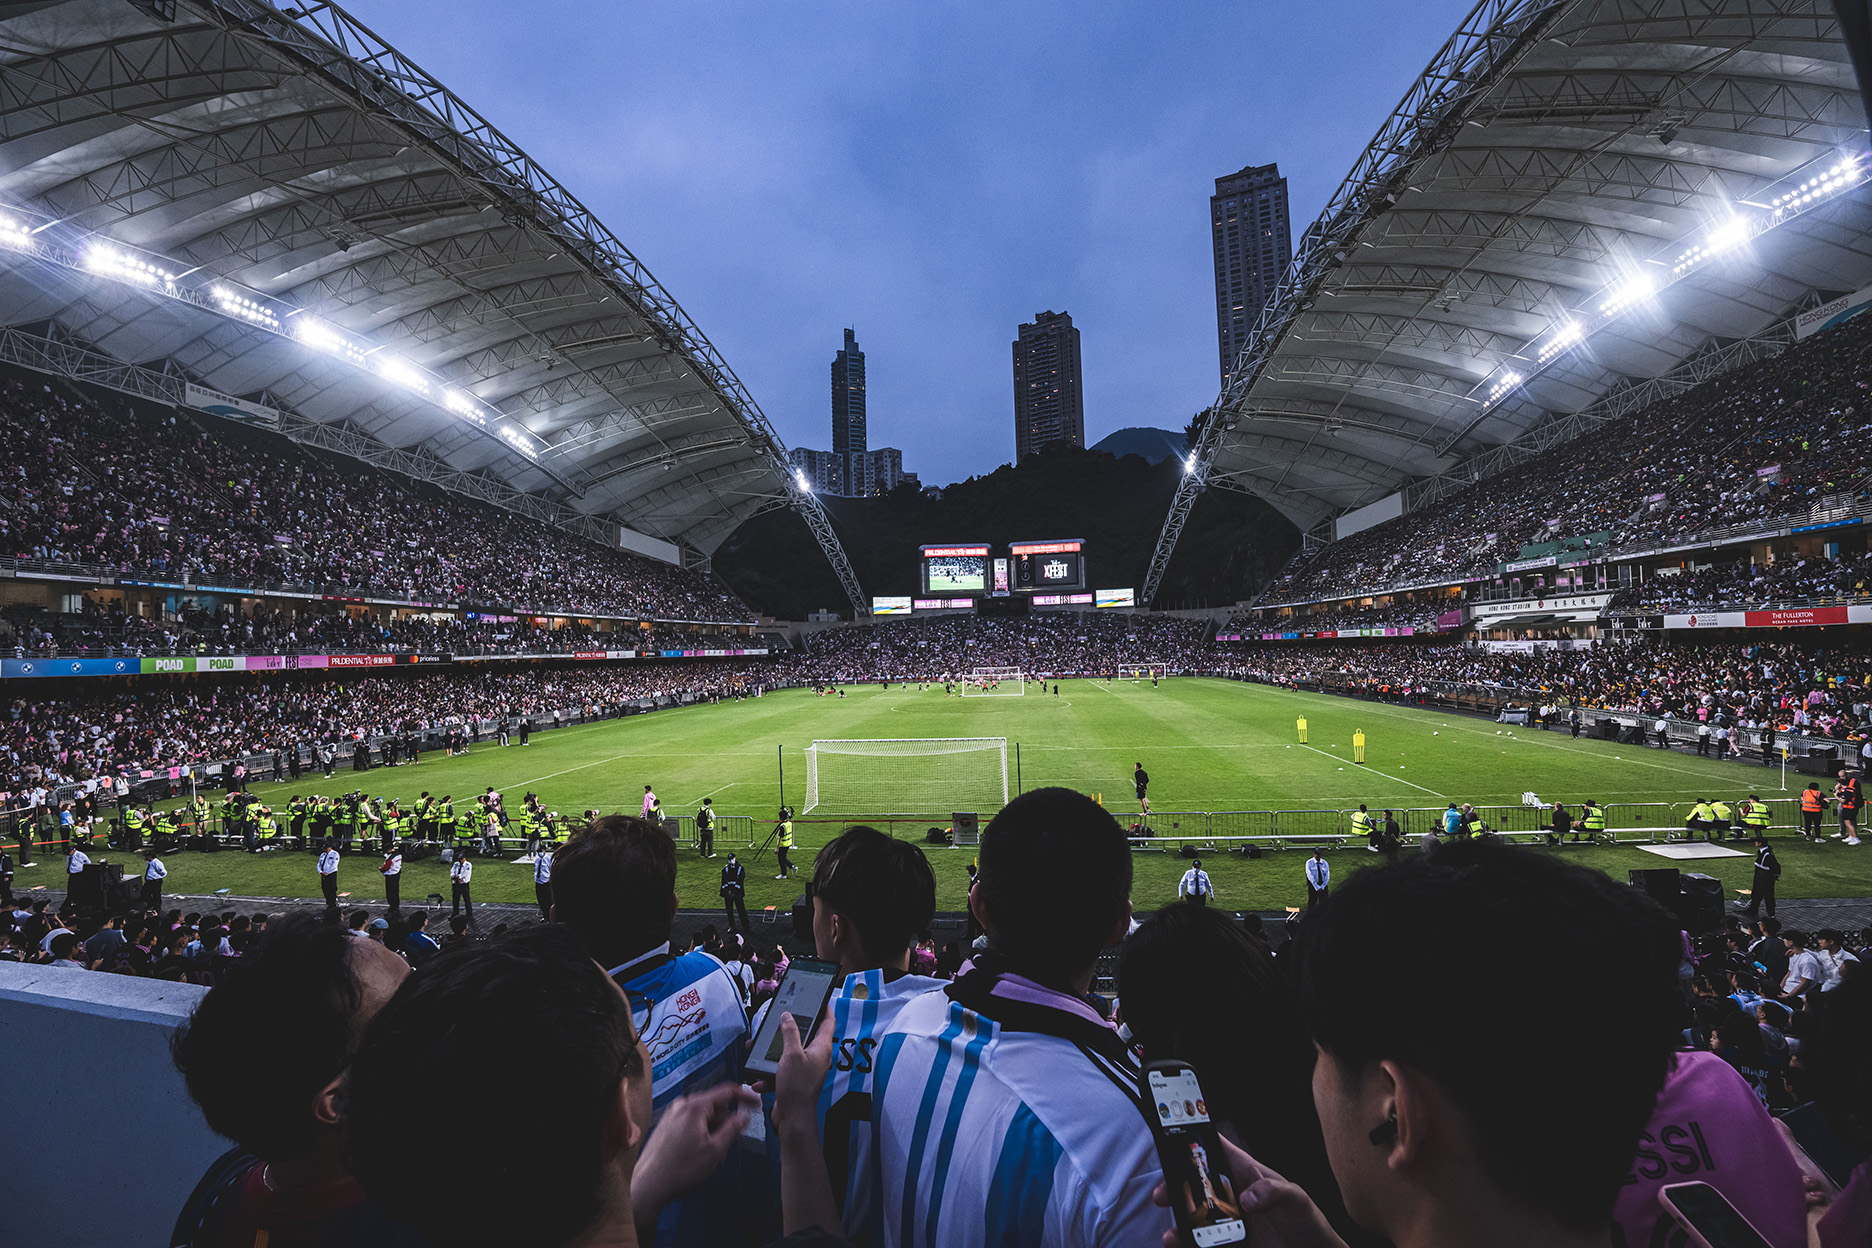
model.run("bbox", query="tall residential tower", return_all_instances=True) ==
[1012,310,1084,461]
[1211,163,1292,389]
[831,327,866,489]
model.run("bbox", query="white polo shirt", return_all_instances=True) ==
[67,849,89,875]
[451,858,472,884]
[317,849,339,876]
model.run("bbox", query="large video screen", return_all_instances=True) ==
[1011,539,1085,592]
[920,544,990,595]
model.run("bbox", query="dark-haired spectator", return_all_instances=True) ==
[551,814,750,1248]
[403,912,439,969]
[1286,838,1683,1245]
[168,912,414,1247]
[871,787,1164,1246]
[342,926,840,1248]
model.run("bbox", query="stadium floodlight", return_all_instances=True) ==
[498,424,538,456]
[0,214,31,248]
[292,316,369,364]
[374,354,431,396]
[442,388,480,418]
[1486,370,1522,402]
[796,470,812,492]
[1535,321,1583,364]
[212,285,281,330]
[1183,453,1196,475]
[84,244,172,288]
[802,737,1008,815]
[1597,271,1657,317]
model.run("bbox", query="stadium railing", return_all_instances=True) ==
[667,814,756,850]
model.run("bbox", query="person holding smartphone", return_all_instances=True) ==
[551,815,751,1248]
[773,826,945,1236]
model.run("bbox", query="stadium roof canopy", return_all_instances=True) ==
[0,0,864,606]
[1147,0,1872,601]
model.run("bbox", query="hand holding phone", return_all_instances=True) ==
[1144,1061,1248,1246]
[742,956,840,1079]
[1658,1182,1774,1248]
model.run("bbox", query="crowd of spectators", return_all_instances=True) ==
[795,611,1214,681]
[1230,600,1447,634]
[0,371,752,622]
[0,660,782,795]
[1260,311,1872,604]
[16,797,1872,1248]
[1224,637,1872,738]
[1618,550,1872,613]
[5,598,767,660]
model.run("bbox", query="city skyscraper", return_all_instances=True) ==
[832,327,866,492]
[1012,310,1084,461]
[1211,163,1292,389]
[789,327,917,496]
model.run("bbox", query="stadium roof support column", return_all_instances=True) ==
[1142,0,1563,605]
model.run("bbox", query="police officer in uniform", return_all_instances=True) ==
[533,842,554,921]
[317,839,340,915]
[1177,858,1214,905]
[1742,834,1781,919]
[381,841,403,921]
[141,851,166,910]
[721,852,749,931]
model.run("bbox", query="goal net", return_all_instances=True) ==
[803,738,1009,815]
[960,666,1025,697]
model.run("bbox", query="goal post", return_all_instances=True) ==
[960,666,1025,697]
[803,737,1009,815]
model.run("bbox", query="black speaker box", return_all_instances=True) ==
[1629,867,1680,907]
[791,894,812,941]
[1677,873,1725,934]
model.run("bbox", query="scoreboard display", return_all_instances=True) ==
[1010,539,1085,593]
[920,544,990,595]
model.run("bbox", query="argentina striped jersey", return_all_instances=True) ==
[817,968,948,1240]
[869,974,1167,1248]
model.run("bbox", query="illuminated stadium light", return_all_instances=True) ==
[498,424,537,455]
[1597,272,1657,317]
[293,316,370,365]
[0,214,31,248]
[442,388,481,418]
[796,470,812,492]
[1486,370,1523,402]
[212,285,281,330]
[1184,453,1197,475]
[1672,217,1754,277]
[84,243,172,288]
[1535,322,1583,365]
[374,354,431,396]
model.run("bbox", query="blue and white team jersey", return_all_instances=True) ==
[816,968,947,1239]
[612,945,750,1248]
[869,968,1167,1248]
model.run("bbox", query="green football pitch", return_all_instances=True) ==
[24,677,1872,915]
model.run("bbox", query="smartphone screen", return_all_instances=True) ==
[1659,1182,1774,1248]
[1145,1064,1248,1246]
[743,956,840,1078]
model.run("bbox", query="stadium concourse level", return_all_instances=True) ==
[0,371,753,623]
[9,604,759,661]
[1258,309,1872,606]
[796,610,1214,681]
[1,662,779,796]
[12,798,1872,1248]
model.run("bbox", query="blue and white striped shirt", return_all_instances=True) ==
[869,968,1166,1248]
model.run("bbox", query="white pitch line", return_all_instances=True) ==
[1299,742,1446,798]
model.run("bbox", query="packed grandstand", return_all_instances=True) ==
[9,3,1872,1248]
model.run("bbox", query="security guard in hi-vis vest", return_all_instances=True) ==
[774,807,794,879]
[1579,800,1607,842]
[1350,804,1376,846]
[1739,795,1773,840]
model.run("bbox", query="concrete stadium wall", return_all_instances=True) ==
[0,963,221,1248]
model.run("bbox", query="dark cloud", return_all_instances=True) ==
[352,0,1477,486]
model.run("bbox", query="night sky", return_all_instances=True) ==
[352,0,1479,485]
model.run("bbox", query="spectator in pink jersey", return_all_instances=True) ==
[1613,1050,1809,1248]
